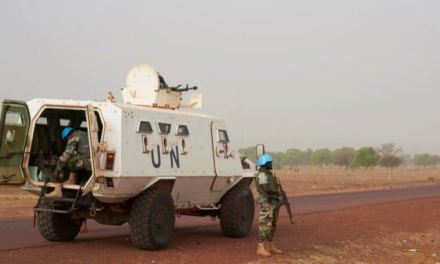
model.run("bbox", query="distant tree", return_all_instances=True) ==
[413,153,432,168]
[380,155,403,170]
[281,148,303,169]
[429,155,440,168]
[352,147,380,169]
[310,148,332,169]
[267,151,284,169]
[302,149,313,167]
[332,147,356,170]
[376,143,403,170]
[376,143,402,156]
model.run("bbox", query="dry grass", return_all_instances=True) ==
[272,167,440,195]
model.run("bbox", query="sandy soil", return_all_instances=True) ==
[1,196,439,264]
[0,185,37,219]
[1,167,439,220]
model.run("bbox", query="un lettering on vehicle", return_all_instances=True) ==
[149,145,180,169]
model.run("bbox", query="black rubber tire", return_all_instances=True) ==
[37,199,81,242]
[220,185,255,238]
[129,188,175,250]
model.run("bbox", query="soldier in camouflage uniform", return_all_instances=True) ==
[45,127,91,198]
[255,154,283,257]
[45,127,91,233]
[54,128,91,177]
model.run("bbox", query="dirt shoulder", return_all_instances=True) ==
[1,167,439,220]
[0,185,37,219]
[280,197,440,264]
[1,196,439,264]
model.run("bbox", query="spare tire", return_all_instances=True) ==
[37,198,81,242]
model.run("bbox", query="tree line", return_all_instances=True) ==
[239,143,440,170]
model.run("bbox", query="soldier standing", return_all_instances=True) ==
[255,154,283,257]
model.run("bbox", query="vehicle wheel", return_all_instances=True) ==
[220,185,255,238]
[129,188,175,250]
[37,199,81,242]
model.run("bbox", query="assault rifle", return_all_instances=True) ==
[276,177,295,225]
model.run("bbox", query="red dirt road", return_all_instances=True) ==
[1,188,440,263]
[1,198,440,264]
[1,185,440,251]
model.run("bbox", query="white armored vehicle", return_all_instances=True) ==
[0,65,258,250]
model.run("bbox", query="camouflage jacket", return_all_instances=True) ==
[255,168,280,203]
[56,130,90,171]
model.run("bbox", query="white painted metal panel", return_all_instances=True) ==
[119,107,216,178]
[19,94,253,208]
[210,120,243,191]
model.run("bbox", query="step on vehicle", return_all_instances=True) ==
[0,65,259,250]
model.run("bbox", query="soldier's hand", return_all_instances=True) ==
[53,170,60,179]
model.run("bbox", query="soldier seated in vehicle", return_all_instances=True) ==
[45,127,91,198]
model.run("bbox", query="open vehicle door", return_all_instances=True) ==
[0,101,30,185]
[81,104,102,195]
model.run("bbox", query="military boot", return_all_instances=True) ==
[266,241,283,254]
[64,172,76,185]
[256,242,271,257]
[44,184,62,198]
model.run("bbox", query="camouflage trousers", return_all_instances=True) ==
[258,201,279,242]
[59,154,91,180]
[66,154,91,172]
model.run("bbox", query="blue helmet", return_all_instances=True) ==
[258,154,273,166]
[62,127,74,140]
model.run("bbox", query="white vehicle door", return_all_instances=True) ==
[0,101,30,185]
[210,120,234,191]
[82,104,101,195]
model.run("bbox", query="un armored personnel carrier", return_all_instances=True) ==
[0,65,258,250]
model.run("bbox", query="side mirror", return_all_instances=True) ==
[256,144,265,159]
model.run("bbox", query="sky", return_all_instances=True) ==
[1,0,439,155]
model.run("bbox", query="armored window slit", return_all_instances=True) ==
[176,125,189,136]
[5,112,25,126]
[138,121,153,133]
[158,123,171,134]
[218,129,229,143]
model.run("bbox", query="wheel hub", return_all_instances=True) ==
[154,207,168,235]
